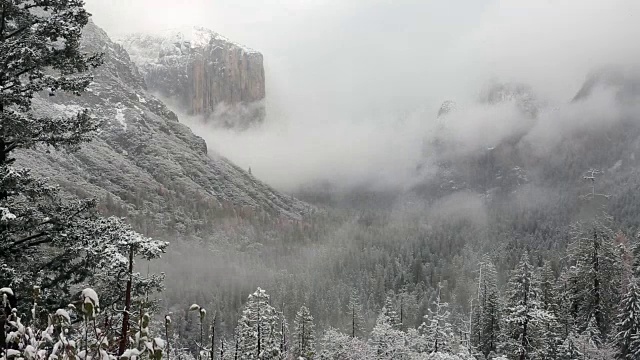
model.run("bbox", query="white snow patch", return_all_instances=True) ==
[136,94,147,103]
[0,207,16,221]
[82,288,99,307]
[0,287,14,296]
[52,103,84,118]
[55,309,71,323]
[116,108,127,131]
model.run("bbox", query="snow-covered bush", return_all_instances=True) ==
[0,287,166,360]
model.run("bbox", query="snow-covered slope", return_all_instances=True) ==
[16,21,309,238]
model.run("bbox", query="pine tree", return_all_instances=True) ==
[536,262,561,360]
[471,260,501,357]
[292,305,315,359]
[502,253,552,360]
[236,288,282,359]
[370,311,408,359]
[481,287,501,357]
[420,284,453,354]
[557,332,583,360]
[381,294,401,330]
[567,215,623,339]
[346,288,365,338]
[616,277,640,359]
[554,267,576,340]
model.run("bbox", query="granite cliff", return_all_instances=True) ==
[120,27,266,128]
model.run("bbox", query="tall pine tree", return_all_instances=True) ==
[502,253,552,360]
[292,305,315,360]
[616,276,640,359]
[236,288,282,359]
[567,215,623,339]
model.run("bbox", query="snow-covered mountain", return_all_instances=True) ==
[16,21,308,238]
[119,27,266,128]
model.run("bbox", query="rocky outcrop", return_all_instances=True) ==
[120,27,266,128]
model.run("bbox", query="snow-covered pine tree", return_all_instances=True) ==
[501,253,552,360]
[567,215,623,340]
[236,288,282,359]
[480,286,501,358]
[472,260,501,357]
[381,293,401,329]
[346,288,365,338]
[369,311,408,360]
[616,276,640,359]
[557,332,583,360]
[554,266,578,340]
[536,261,561,359]
[279,308,288,358]
[420,284,453,354]
[318,328,374,360]
[292,305,315,359]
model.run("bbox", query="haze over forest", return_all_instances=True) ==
[3,1,640,360]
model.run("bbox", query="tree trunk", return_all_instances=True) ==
[210,319,215,360]
[118,246,134,355]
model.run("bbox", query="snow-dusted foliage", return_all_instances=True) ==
[291,305,315,359]
[346,288,366,339]
[566,215,623,339]
[616,277,640,359]
[419,285,453,354]
[501,253,553,359]
[0,288,166,360]
[0,0,167,321]
[235,288,282,359]
[370,312,409,359]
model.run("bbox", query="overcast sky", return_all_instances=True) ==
[84,0,640,191]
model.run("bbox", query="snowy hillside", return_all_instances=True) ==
[16,21,309,237]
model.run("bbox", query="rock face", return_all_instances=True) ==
[17,21,308,240]
[120,27,266,128]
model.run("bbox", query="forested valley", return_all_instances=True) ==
[3,1,640,360]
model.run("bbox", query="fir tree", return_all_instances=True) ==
[370,311,408,360]
[554,267,576,340]
[536,262,561,360]
[616,277,640,359]
[381,294,401,329]
[346,288,365,338]
[502,253,552,360]
[567,215,623,338]
[236,288,282,359]
[292,305,315,360]
[557,332,583,360]
[472,260,501,357]
[420,284,453,354]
